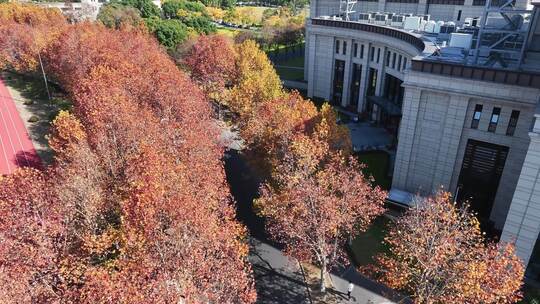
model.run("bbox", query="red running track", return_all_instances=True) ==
[0,78,41,175]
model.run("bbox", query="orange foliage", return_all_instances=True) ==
[0,10,256,304]
[371,192,524,304]
[0,3,66,71]
[256,128,386,291]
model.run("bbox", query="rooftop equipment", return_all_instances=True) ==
[434,21,444,33]
[449,33,474,48]
[404,16,422,30]
[358,13,371,22]
[425,20,436,33]
[339,0,357,21]
[391,15,404,27]
[440,21,456,34]
[374,13,388,25]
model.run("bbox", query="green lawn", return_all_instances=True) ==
[216,27,240,37]
[273,54,305,81]
[356,151,392,190]
[236,6,275,24]
[349,216,391,267]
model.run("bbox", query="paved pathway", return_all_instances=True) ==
[0,78,40,174]
[250,238,311,304]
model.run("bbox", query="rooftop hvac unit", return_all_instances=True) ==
[420,19,428,31]
[424,20,436,33]
[404,16,421,30]
[391,15,404,27]
[471,17,480,27]
[434,21,444,33]
[418,14,430,21]
[449,33,473,49]
[464,17,473,27]
[358,13,371,22]
[386,12,394,24]
[440,21,456,34]
[374,14,388,25]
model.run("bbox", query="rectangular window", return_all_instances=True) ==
[350,63,362,107]
[336,40,340,54]
[353,43,358,57]
[457,10,462,21]
[386,52,391,66]
[370,46,375,61]
[403,58,407,70]
[377,48,381,63]
[398,55,402,71]
[392,53,396,69]
[506,110,520,136]
[471,104,482,129]
[367,68,378,96]
[343,41,347,55]
[488,107,501,132]
[360,44,364,58]
[333,60,346,104]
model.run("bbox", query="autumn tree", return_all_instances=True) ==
[256,122,386,292]
[0,2,66,72]
[372,192,524,304]
[0,169,63,303]
[182,34,237,96]
[228,39,284,117]
[1,12,257,303]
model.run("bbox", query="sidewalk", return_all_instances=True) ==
[249,238,311,304]
[249,238,402,304]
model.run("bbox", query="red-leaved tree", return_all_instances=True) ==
[371,192,524,304]
[256,120,386,292]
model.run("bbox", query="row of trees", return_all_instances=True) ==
[181,35,386,292]
[0,3,256,303]
[97,0,216,49]
[180,34,526,302]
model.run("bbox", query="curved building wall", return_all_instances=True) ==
[306,19,420,111]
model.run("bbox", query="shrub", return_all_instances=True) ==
[27,115,39,123]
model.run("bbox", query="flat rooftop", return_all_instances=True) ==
[312,8,539,73]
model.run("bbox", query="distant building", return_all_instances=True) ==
[33,0,104,21]
[305,0,540,280]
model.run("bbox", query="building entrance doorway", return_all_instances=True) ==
[457,139,508,232]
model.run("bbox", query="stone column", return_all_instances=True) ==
[391,86,422,190]
[501,112,540,266]
[431,95,469,192]
[374,47,386,97]
[356,43,370,113]
[341,39,354,108]
[307,33,317,98]
[304,21,310,82]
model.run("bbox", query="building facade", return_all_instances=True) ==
[305,0,540,278]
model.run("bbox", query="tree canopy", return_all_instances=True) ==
[119,0,160,18]
[97,3,143,29]
[0,4,256,302]
[370,192,524,304]
[144,17,190,49]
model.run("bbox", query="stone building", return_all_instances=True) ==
[305,0,540,279]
